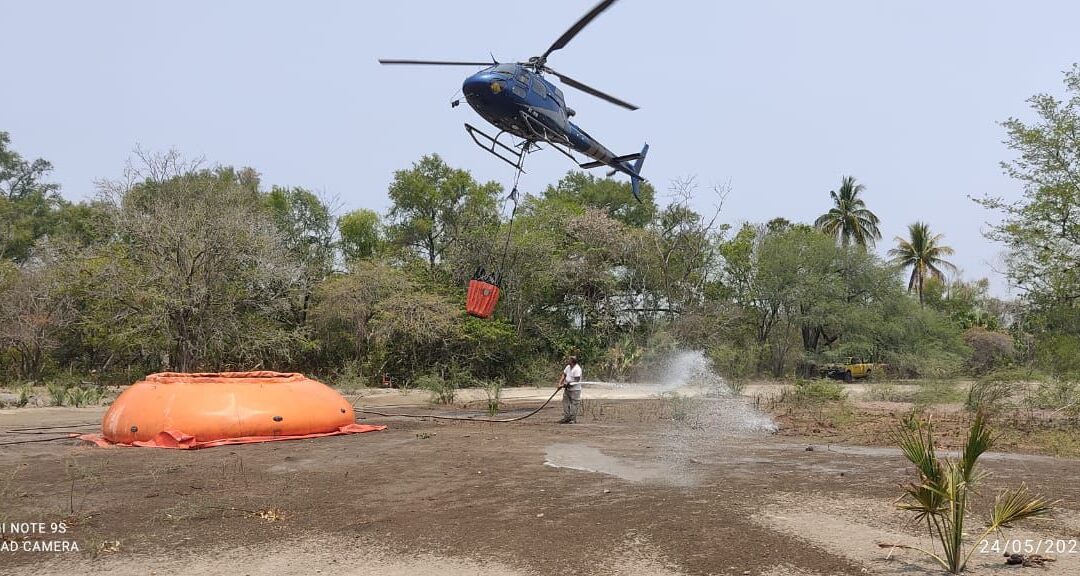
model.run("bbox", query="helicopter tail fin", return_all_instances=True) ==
[629,143,648,202]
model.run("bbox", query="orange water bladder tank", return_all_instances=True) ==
[101,372,356,445]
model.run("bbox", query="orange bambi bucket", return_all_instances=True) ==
[466,279,500,318]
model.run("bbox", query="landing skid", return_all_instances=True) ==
[465,123,530,172]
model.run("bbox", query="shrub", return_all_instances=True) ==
[16,385,33,407]
[966,379,1015,413]
[780,379,847,404]
[963,327,1015,374]
[707,343,758,382]
[885,351,965,379]
[331,359,367,390]
[482,378,504,416]
[1035,334,1080,377]
[65,385,105,408]
[1025,379,1080,414]
[65,386,90,407]
[417,373,456,405]
[46,381,69,406]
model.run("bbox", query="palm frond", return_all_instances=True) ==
[989,484,1056,529]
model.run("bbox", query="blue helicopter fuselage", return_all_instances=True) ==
[462,64,629,176]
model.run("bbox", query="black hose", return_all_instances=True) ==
[355,387,562,423]
[4,422,99,432]
[0,435,79,446]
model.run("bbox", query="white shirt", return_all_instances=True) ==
[563,364,583,390]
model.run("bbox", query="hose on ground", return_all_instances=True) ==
[354,387,563,423]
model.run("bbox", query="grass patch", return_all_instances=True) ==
[913,380,964,408]
[770,380,855,433]
[661,392,702,423]
[966,379,1016,413]
[1024,379,1080,414]
[781,379,847,404]
[866,382,916,403]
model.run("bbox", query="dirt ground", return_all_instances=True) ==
[4,386,1080,575]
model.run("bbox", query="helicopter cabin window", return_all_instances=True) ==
[551,87,564,105]
[531,77,548,99]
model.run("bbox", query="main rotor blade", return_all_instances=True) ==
[378,59,492,66]
[541,0,619,60]
[546,68,638,111]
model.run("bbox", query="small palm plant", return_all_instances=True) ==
[893,412,1055,573]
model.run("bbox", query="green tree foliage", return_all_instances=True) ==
[386,154,501,270]
[0,131,63,262]
[889,222,957,305]
[714,222,967,377]
[543,170,657,227]
[979,64,1080,303]
[0,147,999,385]
[263,186,335,324]
[338,208,383,262]
[977,65,1080,378]
[813,176,881,249]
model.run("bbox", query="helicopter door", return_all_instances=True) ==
[531,76,548,100]
[512,70,528,98]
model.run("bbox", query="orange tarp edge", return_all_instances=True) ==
[76,423,386,450]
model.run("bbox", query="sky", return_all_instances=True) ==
[2,1,1078,295]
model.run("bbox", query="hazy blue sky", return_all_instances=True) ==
[2,1,1078,294]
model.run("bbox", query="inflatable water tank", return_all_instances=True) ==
[98,372,368,448]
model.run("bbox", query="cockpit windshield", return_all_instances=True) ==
[491,64,518,76]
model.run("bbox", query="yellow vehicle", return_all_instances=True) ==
[821,358,874,382]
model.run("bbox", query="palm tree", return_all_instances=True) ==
[814,176,882,249]
[889,222,957,305]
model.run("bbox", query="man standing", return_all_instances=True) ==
[556,356,583,424]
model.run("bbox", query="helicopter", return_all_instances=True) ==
[379,0,648,201]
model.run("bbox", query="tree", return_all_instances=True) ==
[386,154,500,270]
[977,64,1080,305]
[309,261,407,360]
[0,131,63,262]
[629,178,726,317]
[889,222,957,306]
[814,176,882,249]
[96,153,303,372]
[263,186,335,325]
[0,243,78,379]
[543,170,657,227]
[338,208,383,262]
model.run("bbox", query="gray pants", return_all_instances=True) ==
[561,387,581,422]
